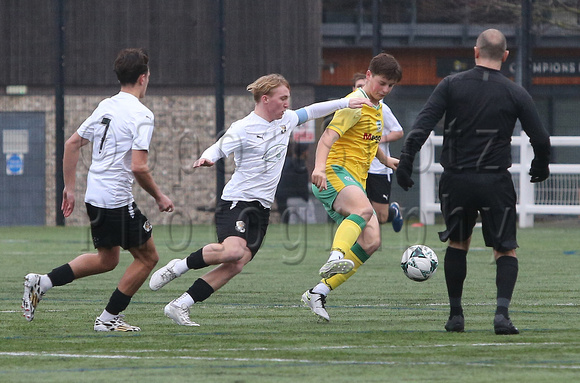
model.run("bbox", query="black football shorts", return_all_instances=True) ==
[438,170,518,252]
[86,202,152,250]
[214,199,270,257]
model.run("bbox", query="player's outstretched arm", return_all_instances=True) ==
[298,98,373,124]
[193,158,215,168]
[346,97,373,109]
[193,129,239,169]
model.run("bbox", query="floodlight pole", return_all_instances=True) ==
[55,0,66,226]
[215,0,225,200]
[372,0,382,56]
[518,0,533,91]
[517,0,534,228]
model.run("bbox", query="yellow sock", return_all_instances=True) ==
[330,214,366,255]
[323,243,369,290]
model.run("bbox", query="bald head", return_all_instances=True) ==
[476,29,507,61]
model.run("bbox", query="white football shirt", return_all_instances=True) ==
[368,102,403,175]
[77,92,154,208]
[201,98,350,208]
[201,111,299,208]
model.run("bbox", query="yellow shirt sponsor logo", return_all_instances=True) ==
[362,132,381,142]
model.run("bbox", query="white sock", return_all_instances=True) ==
[312,282,330,296]
[98,309,117,322]
[327,250,344,262]
[39,275,53,293]
[174,259,190,276]
[173,292,194,307]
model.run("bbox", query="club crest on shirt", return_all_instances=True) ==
[280,125,287,134]
[235,220,246,233]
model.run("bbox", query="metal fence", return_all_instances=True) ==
[419,133,580,228]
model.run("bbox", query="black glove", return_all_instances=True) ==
[396,153,415,191]
[529,158,549,183]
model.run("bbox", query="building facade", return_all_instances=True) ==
[1,0,578,226]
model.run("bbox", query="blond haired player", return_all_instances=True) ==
[149,74,372,326]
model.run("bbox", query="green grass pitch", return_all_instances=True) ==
[1,221,580,382]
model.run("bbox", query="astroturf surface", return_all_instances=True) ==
[1,221,580,382]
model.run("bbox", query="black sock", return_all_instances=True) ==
[186,248,208,270]
[444,247,467,318]
[495,256,518,317]
[104,288,132,316]
[47,263,75,286]
[187,278,215,303]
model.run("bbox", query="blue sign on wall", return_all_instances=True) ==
[6,153,23,175]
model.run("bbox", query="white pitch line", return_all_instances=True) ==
[0,309,64,313]
[0,351,394,365]
[4,341,575,358]
[1,351,580,369]
[119,341,574,354]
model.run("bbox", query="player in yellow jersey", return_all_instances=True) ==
[302,53,402,321]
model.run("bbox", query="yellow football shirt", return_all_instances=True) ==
[326,88,383,186]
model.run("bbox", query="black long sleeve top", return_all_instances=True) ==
[402,65,551,172]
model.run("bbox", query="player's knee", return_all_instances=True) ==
[100,258,119,272]
[365,237,381,254]
[230,260,246,275]
[376,211,389,224]
[357,235,381,255]
[142,253,159,271]
[356,206,375,222]
[130,244,159,270]
[97,248,121,271]
[221,245,246,263]
[221,257,248,277]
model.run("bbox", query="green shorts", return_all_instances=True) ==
[312,165,366,224]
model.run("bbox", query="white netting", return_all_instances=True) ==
[425,135,580,226]
[534,173,580,206]
[434,173,580,206]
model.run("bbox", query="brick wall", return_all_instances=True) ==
[1,88,315,227]
[0,93,252,227]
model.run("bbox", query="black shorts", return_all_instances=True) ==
[438,170,518,252]
[366,173,392,204]
[215,199,270,257]
[86,202,152,250]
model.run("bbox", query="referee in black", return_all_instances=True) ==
[396,29,551,335]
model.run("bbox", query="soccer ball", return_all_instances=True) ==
[401,245,438,282]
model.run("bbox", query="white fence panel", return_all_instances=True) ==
[419,132,580,228]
